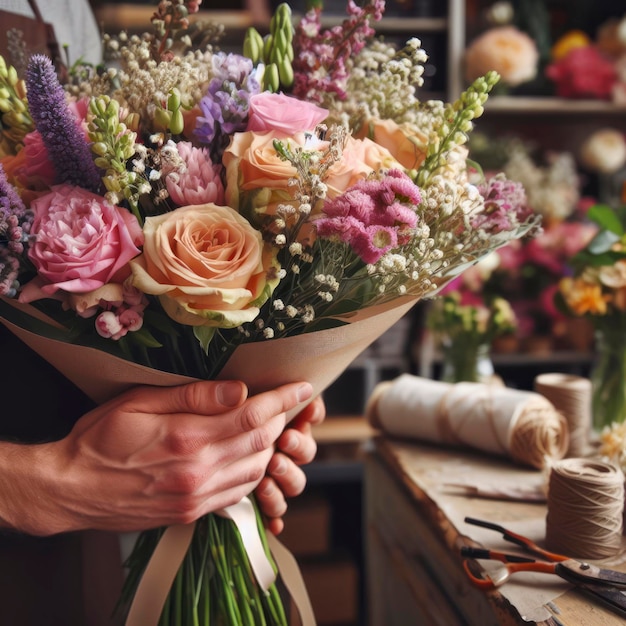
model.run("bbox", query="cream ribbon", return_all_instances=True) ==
[125,497,316,626]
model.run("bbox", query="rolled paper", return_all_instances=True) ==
[366,374,569,469]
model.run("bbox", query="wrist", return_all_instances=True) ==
[0,440,71,536]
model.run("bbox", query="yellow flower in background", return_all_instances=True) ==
[551,30,592,61]
[559,277,610,315]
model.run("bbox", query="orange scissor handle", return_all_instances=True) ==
[463,555,557,589]
[464,517,569,563]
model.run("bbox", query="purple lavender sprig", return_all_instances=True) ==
[26,55,102,192]
[0,164,33,296]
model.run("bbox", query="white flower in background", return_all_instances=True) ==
[579,128,626,174]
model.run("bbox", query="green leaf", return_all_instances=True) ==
[127,327,163,348]
[193,326,216,355]
[587,204,624,235]
[587,230,621,255]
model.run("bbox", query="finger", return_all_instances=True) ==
[276,428,317,466]
[265,517,285,535]
[254,476,287,520]
[118,380,249,416]
[233,383,313,434]
[267,453,307,498]
[289,395,326,431]
[159,382,314,457]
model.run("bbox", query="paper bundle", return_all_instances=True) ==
[366,374,569,469]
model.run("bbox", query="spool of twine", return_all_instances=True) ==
[509,398,569,469]
[534,373,592,457]
[546,458,624,559]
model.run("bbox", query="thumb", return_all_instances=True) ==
[120,380,248,416]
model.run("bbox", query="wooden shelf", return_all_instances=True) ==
[485,96,626,115]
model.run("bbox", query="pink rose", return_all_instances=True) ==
[21,185,143,300]
[20,131,56,188]
[246,92,328,134]
[19,98,91,189]
[130,203,279,328]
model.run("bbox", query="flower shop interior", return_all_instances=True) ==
[6,0,626,624]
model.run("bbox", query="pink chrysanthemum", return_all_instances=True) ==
[315,169,420,263]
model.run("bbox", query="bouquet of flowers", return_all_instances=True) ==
[557,202,626,431]
[0,1,539,624]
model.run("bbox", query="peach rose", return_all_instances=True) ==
[247,92,328,134]
[130,203,279,328]
[224,131,399,217]
[354,118,429,172]
[465,26,539,87]
[324,136,399,197]
[223,130,303,214]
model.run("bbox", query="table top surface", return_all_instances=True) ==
[373,436,626,626]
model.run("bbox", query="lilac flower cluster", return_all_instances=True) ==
[25,55,102,193]
[195,53,260,158]
[472,174,533,234]
[0,164,32,296]
[291,0,385,104]
[315,169,420,264]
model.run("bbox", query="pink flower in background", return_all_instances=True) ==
[246,92,328,133]
[21,184,143,300]
[546,46,618,99]
[162,141,225,206]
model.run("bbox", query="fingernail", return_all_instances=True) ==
[273,458,287,475]
[297,383,313,403]
[261,483,274,497]
[217,382,243,407]
[283,433,298,453]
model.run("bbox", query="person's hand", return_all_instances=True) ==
[0,380,312,536]
[254,395,326,535]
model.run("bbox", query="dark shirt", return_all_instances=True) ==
[0,323,123,626]
[0,323,94,442]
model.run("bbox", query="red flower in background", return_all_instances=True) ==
[546,46,618,99]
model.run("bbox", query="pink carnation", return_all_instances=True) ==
[545,46,618,99]
[315,169,419,264]
[20,184,143,300]
[162,141,224,206]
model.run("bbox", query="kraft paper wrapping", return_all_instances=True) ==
[366,374,569,469]
[1,294,419,626]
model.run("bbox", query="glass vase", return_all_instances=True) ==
[591,328,626,432]
[440,339,494,384]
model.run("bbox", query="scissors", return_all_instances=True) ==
[460,516,626,618]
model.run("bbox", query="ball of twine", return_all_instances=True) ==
[509,397,569,469]
[534,373,591,457]
[546,458,624,559]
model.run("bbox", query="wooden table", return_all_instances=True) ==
[365,437,626,626]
